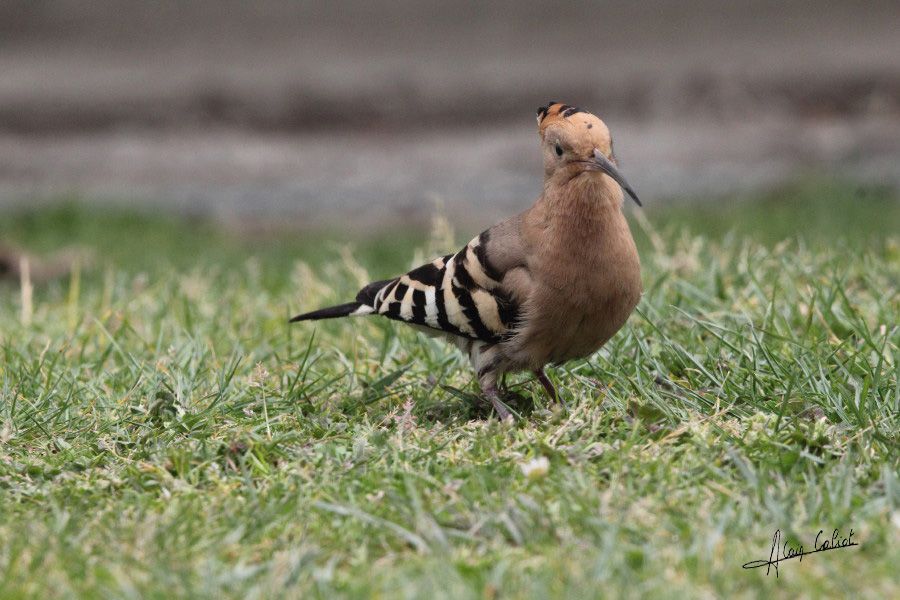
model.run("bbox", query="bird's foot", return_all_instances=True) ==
[586,377,608,393]
[534,368,571,411]
[484,386,514,423]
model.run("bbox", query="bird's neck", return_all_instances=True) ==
[541,174,625,226]
[530,173,641,295]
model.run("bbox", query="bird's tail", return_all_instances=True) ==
[289,302,374,323]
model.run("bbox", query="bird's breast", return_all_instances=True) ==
[539,266,640,362]
[514,211,642,367]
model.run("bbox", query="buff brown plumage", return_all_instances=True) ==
[291,102,642,421]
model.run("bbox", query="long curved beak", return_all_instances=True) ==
[591,149,642,206]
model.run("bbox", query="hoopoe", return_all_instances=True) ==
[291,102,642,420]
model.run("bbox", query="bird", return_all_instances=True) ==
[291,101,643,421]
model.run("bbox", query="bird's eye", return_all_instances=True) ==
[554,143,563,157]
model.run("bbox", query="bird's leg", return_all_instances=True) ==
[470,342,513,422]
[534,368,558,402]
[483,384,513,423]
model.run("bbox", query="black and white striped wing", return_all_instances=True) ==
[357,234,518,343]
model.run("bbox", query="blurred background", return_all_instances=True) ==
[0,0,898,232]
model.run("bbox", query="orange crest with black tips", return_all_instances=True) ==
[536,102,587,132]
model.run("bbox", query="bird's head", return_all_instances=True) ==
[536,102,641,206]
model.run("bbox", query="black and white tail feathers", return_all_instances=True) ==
[289,278,395,322]
[289,233,518,342]
[288,302,367,322]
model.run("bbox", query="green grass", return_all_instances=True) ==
[0,180,898,598]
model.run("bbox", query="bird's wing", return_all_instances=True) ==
[358,217,530,343]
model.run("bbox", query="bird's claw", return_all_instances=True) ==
[485,388,515,422]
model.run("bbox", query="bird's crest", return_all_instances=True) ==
[536,101,587,131]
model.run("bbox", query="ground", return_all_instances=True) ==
[0,180,897,598]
